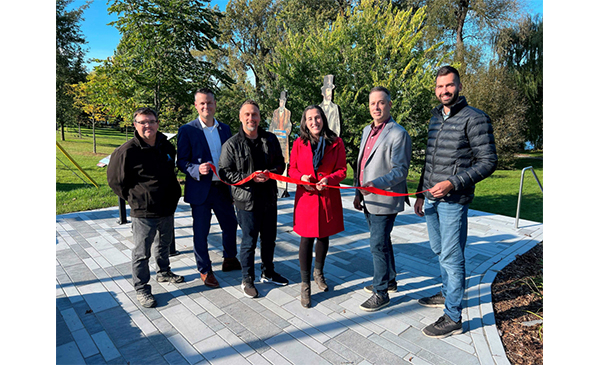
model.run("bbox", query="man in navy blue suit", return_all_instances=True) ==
[177,88,241,288]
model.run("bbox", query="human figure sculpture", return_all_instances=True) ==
[319,75,341,137]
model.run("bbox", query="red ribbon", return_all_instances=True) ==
[208,163,429,197]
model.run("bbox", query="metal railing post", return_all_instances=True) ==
[515,166,543,229]
[117,198,128,224]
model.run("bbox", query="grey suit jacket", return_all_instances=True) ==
[355,118,412,215]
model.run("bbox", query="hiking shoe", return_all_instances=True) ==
[260,271,289,286]
[222,257,242,272]
[364,281,397,294]
[136,292,157,308]
[313,269,329,291]
[156,271,184,283]
[241,279,259,298]
[418,292,445,308]
[422,314,463,338]
[359,292,390,312]
[200,272,220,288]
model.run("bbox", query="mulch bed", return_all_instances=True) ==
[491,242,543,364]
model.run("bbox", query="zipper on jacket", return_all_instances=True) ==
[428,116,444,188]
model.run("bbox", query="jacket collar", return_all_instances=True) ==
[238,125,266,141]
[133,130,166,149]
[433,96,468,118]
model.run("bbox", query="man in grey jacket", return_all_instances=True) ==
[354,86,412,312]
[414,66,497,338]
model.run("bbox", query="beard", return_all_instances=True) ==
[438,91,459,106]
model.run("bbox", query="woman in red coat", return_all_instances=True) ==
[289,105,347,308]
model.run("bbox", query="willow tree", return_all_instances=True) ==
[270,0,444,172]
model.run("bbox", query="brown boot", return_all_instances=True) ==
[300,282,311,308]
[313,269,329,292]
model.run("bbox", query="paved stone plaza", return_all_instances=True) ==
[56,186,543,364]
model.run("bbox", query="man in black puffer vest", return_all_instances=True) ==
[415,66,497,338]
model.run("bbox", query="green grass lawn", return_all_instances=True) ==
[57,126,542,222]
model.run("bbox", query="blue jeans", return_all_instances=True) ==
[235,206,277,281]
[191,183,238,274]
[424,199,469,322]
[364,209,397,294]
[131,216,173,293]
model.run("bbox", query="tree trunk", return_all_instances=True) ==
[61,123,65,141]
[455,0,470,69]
[92,117,97,154]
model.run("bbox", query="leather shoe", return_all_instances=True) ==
[200,272,219,288]
[222,257,242,272]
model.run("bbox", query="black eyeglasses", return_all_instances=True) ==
[135,120,158,126]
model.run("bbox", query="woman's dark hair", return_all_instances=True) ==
[299,105,337,145]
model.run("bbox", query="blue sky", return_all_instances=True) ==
[69,0,231,70]
[70,0,543,72]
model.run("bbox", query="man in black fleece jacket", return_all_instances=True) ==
[107,107,184,308]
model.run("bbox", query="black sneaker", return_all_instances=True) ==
[156,270,184,283]
[422,314,463,338]
[364,281,397,294]
[241,279,259,298]
[359,292,390,312]
[136,291,157,308]
[418,292,445,308]
[260,271,289,286]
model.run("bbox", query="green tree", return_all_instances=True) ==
[494,15,543,149]
[270,0,443,172]
[104,0,232,130]
[393,0,523,70]
[462,63,527,168]
[71,74,111,153]
[56,0,89,141]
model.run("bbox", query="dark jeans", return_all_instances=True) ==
[191,183,238,274]
[364,209,398,294]
[131,216,173,293]
[235,206,277,280]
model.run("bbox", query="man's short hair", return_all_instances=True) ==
[194,87,215,98]
[133,107,157,121]
[240,99,260,112]
[369,86,391,102]
[436,66,461,83]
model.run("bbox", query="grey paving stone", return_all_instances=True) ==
[118,337,168,365]
[331,328,403,365]
[95,306,144,348]
[56,309,74,347]
[399,327,479,365]
[163,349,189,365]
[148,332,177,355]
[56,341,85,365]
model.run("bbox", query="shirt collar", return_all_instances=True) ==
[370,116,391,132]
[199,118,219,129]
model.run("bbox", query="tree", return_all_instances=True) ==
[494,15,543,149]
[393,0,523,70]
[71,73,111,153]
[56,0,89,140]
[270,0,444,172]
[462,63,527,168]
[104,0,233,130]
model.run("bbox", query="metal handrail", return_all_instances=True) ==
[515,166,543,229]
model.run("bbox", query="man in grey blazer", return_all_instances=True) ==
[353,86,412,312]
